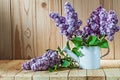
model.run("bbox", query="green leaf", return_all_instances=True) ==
[99,39,109,48]
[71,37,82,48]
[66,41,71,50]
[61,60,70,67]
[86,36,92,43]
[57,46,64,56]
[48,65,58,72]
[72,47,83,57]
[87,36,98,46]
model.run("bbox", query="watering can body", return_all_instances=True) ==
[62,46,101,69]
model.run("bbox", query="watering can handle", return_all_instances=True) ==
[100,47,110,58]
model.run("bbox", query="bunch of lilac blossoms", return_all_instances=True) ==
[22,49,61,71]
[83,6,120,41]
[49,2,82,39]
[101,10,119,41]
[83,6,102,38]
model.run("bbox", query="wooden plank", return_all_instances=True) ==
[0,0,12,59]
[0,61,12,72]
[69,69,86,80]
[36,0,50,56]
[49,69,69,80]
[0,60,25,80]
[101,60,120,68]
[74,0,99,28]
[103,68,120,80]
[0,61,11,71]
[36,0,63,56]
[11,0,37,59]
[0,60,23,70]
[87,69,105,80]
[49,0,63,50]
[113,0,120,59]
[0,60,23,75]
[100,0,115,60]
[15,70,35,80]
[33,71,49,80]
[0,60,10,64]
[99,0,113,11]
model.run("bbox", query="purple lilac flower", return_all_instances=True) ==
[105,10,119,41]
[22,61,31,70]
[83,6,119,41]
[50,2,82,39]
[74,30,83,36]
[31,57,49,71]
[22,49,61,71]
[83,6,102,37]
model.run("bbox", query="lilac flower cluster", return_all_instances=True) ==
[22,49,60,71]
[83,6,120,41]
[50,2,119,41]
[49,2,82,39]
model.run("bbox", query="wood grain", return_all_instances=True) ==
[49,0,63,50]
[33,71,49,80]
[49,69,69,80]
[15,70,35,80]
[87,69,105,80]
[36,0,50,56]
[0,60,25,80]
[0,0,120,59]
[69,69,86,80]
[74,0,99,28]
[11,0,37,59]
[0,0,12,59]
[0,61,11,72]
[0,60,120,80]
[0,60,22,75]
[101,60,120,68]
[103,68,120,80]
[113,0,120,59]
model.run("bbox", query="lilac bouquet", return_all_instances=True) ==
[50,2,120,56]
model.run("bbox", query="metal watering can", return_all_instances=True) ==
[62,46,109,69]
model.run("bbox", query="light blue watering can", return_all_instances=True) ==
[62,46,109,69]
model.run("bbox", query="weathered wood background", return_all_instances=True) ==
[0,0,120,60]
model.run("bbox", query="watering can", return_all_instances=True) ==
[62,46,109,69]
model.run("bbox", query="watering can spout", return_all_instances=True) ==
[62,47,80,64]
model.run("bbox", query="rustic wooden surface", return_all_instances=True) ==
[113,0,120,59]
[0,60,120,80]
[0,0,120,59]
[0,0,12,59]
[11,0,37,59]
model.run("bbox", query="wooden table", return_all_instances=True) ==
[0,60,120,80]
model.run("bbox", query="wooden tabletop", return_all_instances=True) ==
[0,60,120,80]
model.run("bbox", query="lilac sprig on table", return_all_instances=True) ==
[22,49,61,71]
[49,2,82,39]
[22,49,77,71]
